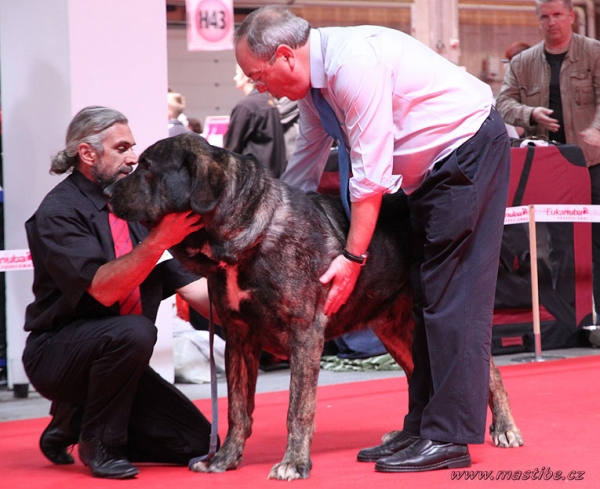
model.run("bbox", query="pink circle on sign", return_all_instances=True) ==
[195,0,231,43]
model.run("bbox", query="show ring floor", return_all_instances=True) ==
[1,347,599,489]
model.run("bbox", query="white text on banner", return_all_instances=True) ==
[186,0,233,52]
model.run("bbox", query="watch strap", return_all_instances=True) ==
[342,249,369,265]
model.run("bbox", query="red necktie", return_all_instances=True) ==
[109,213,143,315]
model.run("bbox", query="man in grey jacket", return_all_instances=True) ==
[496,0,600,321]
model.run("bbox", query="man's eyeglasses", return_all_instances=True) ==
[249,52,277,87]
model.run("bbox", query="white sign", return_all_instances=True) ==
[0,249,32,271]
[186,0,234,52]
[505,204,600,225]
[203,115,230,147]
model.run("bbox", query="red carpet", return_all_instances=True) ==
[2,355,599,488]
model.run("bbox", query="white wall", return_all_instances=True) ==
[0,2,242,391]
[166,26,243,129]
[1,0,172,388]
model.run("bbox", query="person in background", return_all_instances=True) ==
[223,64,287,178]
[501,41,531,138]
[23,106,216,480]
[167,92,192,137]
[277,96,300,165]
[187,116,203,134]
[496,0,600,320]
[234,6,510,473]
[504,41,531,62]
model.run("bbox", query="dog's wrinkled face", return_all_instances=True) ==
[107,134,226,226]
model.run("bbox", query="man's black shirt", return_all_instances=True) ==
[24,170,198,333]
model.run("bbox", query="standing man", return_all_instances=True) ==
[496,0,600,319]
[23,106,216,479]
[234,6,510,473]
[224,64,287,178]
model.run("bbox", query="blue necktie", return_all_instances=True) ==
[311,88,351,219]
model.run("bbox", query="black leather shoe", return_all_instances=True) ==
[78,436,139,479]
[357,430,420,462]
[375,438,471,472]
[39,402,82,465]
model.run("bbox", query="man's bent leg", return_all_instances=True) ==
[23,315,157,478]
[124,367,215,464]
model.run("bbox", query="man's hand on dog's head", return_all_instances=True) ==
[148,211,204,250]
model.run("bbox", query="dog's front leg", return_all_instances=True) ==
[268,321,324,480]
[190,326,262,473]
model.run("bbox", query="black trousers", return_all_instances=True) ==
[403,108,511,444]
[23,315,214,464]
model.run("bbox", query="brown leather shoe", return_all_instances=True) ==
[357,430,420,462]
[39,402,82,465]
[375,438,471,472]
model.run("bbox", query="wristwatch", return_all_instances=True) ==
[342,249,369,266]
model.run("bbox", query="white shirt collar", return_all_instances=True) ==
[309,29,327,89]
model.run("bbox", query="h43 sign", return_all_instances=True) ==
[186,0,233,51]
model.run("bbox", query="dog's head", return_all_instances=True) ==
[107,133,228,225]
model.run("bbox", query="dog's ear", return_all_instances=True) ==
[185,148,227,214]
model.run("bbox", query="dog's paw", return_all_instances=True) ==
[189,453,237,473]
[268,462,311,481]
[189,459,212,473]
[189,459,231,473]
[489,423,524,448]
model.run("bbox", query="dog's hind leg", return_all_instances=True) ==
[370,294,523,449]
[373,359,524,449]
[370,292,415,379]
[488,358,524,447]
[268,319,324,481]
[190,322,262,473]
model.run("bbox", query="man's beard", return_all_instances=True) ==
[92,160,131,189]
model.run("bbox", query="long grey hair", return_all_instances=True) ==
[50,106,128,174]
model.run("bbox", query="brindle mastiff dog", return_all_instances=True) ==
[107,133,523,481]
